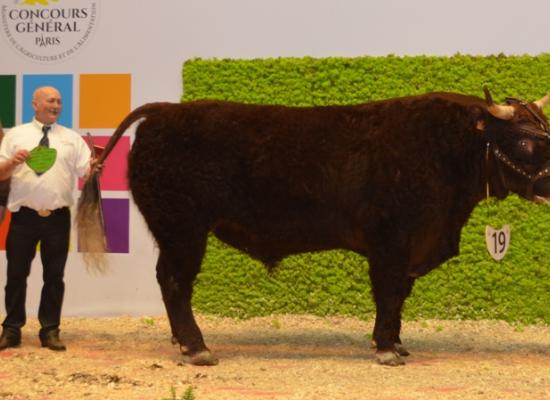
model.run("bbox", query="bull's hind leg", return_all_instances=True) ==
[156,237,218,366]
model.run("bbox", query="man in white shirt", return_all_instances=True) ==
[0,86,96,351]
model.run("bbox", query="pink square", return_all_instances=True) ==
[79,135,130,191]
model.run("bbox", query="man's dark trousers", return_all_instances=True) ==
[2,206,70,335]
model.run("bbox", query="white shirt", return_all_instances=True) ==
[0,118,91,212]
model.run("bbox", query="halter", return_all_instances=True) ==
[486,99,550,201]
[505,97,550,138]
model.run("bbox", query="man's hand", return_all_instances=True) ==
[11,149,30,166]
[0,149,30,180]
[89,157,104,176]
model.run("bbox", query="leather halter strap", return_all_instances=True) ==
[505,97,550,139]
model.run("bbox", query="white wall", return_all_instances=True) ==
[0,0,549,318]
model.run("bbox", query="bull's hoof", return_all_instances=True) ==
[376,351,406,366]
[394,343,410,357]
[371,340,411,357]
[181,350,219,366]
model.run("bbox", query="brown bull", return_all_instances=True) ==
[77,88,550,366]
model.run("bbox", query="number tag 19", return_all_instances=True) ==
[485,225,511,261]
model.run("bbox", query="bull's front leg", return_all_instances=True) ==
[369,262,414,366]
[392,276,415,357]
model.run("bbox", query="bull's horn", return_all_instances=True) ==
[483,86,494,105]
[534,93,550,110]
[484,86,515,120]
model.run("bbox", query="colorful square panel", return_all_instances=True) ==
[79,74,131,129]
[0,75,16,128]
[78,135,129,191]
[0,210,11,250]
[102,198,129,253]
[77,198,129,254]
[22,74,73,127]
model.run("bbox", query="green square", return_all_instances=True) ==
[0,75,16,128]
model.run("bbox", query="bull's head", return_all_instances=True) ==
[482,87,550,205]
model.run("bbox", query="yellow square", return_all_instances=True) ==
[79,74,131,128]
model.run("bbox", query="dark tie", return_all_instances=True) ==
[40,125,50,147]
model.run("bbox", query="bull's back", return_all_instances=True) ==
[127,101,372,251]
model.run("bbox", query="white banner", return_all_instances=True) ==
[0,0,548,317]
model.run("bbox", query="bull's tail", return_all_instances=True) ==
[76,102,171,272]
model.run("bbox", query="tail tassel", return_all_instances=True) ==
[76,173,108,273]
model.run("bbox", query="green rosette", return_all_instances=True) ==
[26,146,57,175]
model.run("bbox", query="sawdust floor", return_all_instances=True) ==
[0,315,548,400]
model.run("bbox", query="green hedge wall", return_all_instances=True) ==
[181,55,550,324]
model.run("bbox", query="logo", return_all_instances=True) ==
[21,1,59,5]
[1,0,98,63]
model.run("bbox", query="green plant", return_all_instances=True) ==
[182,55,550,324]
[161,386,195,400]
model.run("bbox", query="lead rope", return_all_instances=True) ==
[485,142,490,201]
[483,140,510,261]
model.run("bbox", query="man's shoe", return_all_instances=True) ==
[39,329,66,351]
[0,329,21,350]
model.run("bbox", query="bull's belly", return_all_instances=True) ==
[212,220,347,266]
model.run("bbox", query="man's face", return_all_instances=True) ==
[32,87,62,125]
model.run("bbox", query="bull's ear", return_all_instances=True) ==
[484,86,515,120]
[476,119,486,131]
[471,105,487,132]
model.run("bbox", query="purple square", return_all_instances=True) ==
[101,198,129,253]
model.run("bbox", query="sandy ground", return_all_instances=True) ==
[0,315,548,400]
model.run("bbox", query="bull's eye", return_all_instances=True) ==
[515,138,535,160]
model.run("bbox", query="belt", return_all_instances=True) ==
[19,206,68,217]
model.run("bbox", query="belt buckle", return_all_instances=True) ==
[37,209,52,217]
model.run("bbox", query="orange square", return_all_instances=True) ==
[79,74,131,128]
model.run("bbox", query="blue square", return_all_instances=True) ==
[22,74,73,128]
